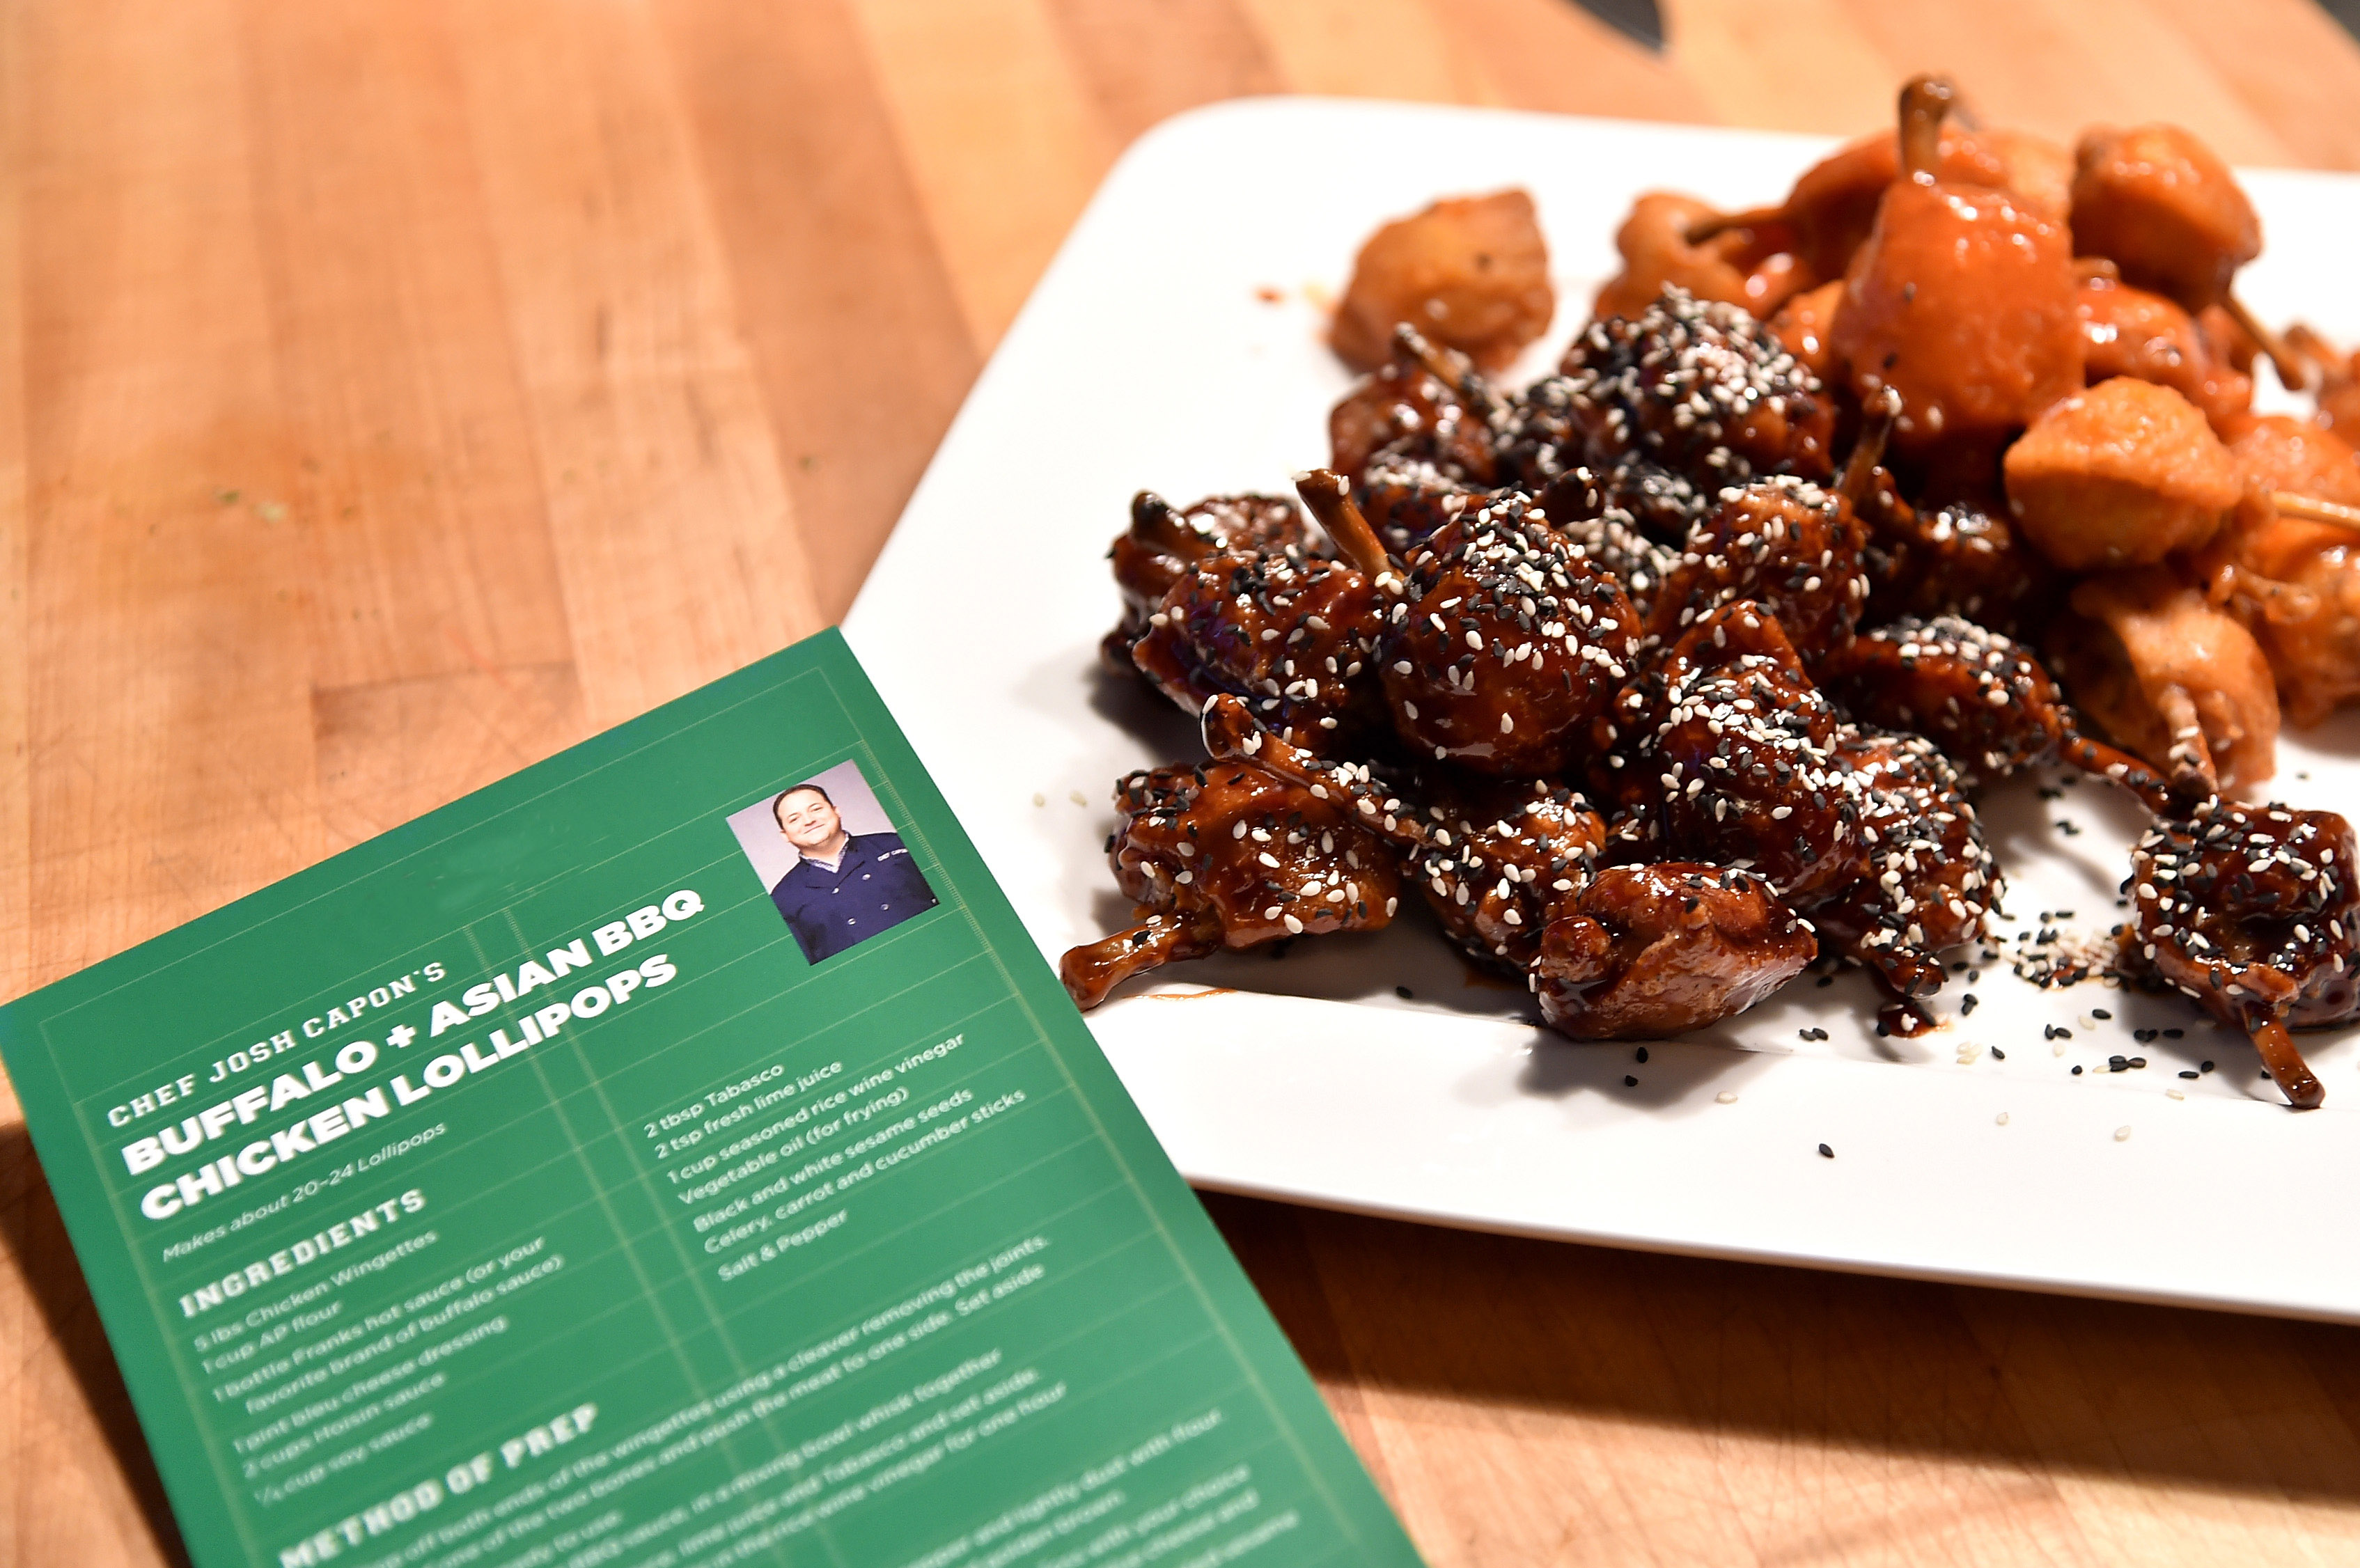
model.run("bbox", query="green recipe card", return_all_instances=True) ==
[0,630,1424,1568]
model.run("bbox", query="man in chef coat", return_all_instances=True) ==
[767,783,938,964]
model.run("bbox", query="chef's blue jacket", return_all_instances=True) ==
[769,833,937,963]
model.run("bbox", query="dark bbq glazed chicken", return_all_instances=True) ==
[1061,75,2360,1107]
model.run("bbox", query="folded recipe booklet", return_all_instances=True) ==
[0,630,1422,1568]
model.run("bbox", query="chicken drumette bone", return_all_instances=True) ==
[1058,757,1405,1010]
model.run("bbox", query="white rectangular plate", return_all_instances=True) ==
[846,97,2360,1322]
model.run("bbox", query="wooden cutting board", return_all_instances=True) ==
[5,1,2360,1562]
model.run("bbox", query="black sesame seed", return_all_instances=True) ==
[2072,1065,2084,1075]
[1991,1047,2006,1060]
[1961,994,1979,1015]
[2178,1070,2200,1080]
[1624,1075,1639,1088]
[2200,1060,2215,1072]
[1816,975,1834,988]
[2093,1009,2112,1020]
[2163,1028,2185,1039]
[1395,985,1414,1000]
[1818,1143,1834,1158]
[1636,1046,1650,1063]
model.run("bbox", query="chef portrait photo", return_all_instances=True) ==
[725,760,939,964]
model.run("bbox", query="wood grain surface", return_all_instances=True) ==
[6,1,2360,1563]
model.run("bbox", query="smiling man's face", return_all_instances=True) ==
[775,789,843,854]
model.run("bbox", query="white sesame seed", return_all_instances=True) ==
[1994,1112,2010,1126]
[2113,1126,2132,1142]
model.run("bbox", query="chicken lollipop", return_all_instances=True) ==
[1810,726,1999,1017]
[1058,758,1402,1009]
[1559,288,1836,540]
[1593,192,1804,321]
[2130,798,2360,1108]
[1370,490,1640,776]
[1831,77,2082,459]
[1855,480,2046,636]
[2197,417,2360,725]
[1533,865,1817,1040]
[1329,324,1503,556]
[1103,491,1313,672]
[2069,123,2305,391]
[2074,260,2253,431]
[1129,544,1384,755]
[2003,377,2240,571]
[2047,566,2279,796]
[1645,475,1872,671]
[1824,616,2064,783]
[1620,602,1863,902]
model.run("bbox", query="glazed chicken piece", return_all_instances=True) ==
[2129,797,2360,1108]
[1831,78,2082,458]
[1331,190,1555,374]
[1810,727,1998,1014]
[2070,123,2308,392]
[1593,192,1806,322]
[1645,476,1871,671]
[1824,616,2065,783]
[1299,477,1640,777]
[2075,260,2253,430]
[2070,125,2258,316]
[1329,325,1503,556]
[2003,377,2240,570]
[1855,478,2046,637]
[1200,694,1813,1035]
[1129,544,1384,755]
[1492,383,1684,611]
[1618,601,1863,901]
[1103,491,1314,673]
[1058,760,1405,1009]
[2047,566,2279,795]
[2194,416,2360,726]
[1691,122,2011,283]
[1533,864,1816,1039]
[1560,288,1836,541]
[1198,693,1604,969]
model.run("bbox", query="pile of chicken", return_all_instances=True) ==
[1062,77,2360,1109]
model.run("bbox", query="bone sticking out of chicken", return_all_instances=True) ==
[2128,798,2360,1108]
[1831,76,2082,457]
[1058,759,1403,1010]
